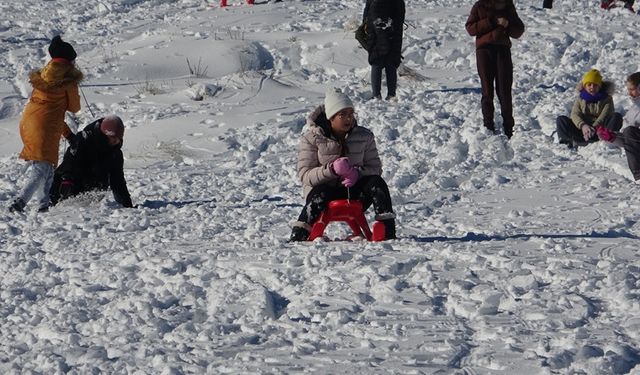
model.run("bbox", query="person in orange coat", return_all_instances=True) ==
[9,35,83,213]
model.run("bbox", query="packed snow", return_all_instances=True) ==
[1,0,640,373]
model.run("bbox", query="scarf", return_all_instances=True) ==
[580,89,607,103]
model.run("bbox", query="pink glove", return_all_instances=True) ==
[596,126,616,142]
[341,167,359,187]
[331,157,352,176]
[330,157,359,187]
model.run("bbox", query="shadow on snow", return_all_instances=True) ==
[409,229,640,243]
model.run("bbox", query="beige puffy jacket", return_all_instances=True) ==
[297,106,382,198]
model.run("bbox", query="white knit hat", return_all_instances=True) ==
[324,88,354,119]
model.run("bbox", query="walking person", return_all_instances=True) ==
[363,0,406,101]
[465,0,525,139]
[9,35,82,213]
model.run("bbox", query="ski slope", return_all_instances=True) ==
[1,0,640,373]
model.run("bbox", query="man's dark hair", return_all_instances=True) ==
[627,72,640,87]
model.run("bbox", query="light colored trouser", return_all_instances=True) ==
[17,161,54,208]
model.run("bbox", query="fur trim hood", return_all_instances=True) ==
[306,105,357,138]
[29,60,83,91]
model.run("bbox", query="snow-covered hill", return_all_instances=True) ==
[1,0,640,373]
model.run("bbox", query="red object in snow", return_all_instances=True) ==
[601,0,636,11]
[371,220,386,241]
[308,200,386,241]
[220,0,253,6]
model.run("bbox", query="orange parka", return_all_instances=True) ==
[19,60,83,166]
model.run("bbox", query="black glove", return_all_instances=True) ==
[59,180,75,200]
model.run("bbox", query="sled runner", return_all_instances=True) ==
[308,199,386,241]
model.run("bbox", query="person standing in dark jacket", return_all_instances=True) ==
[363,0,405,100]
[49,115,133,208]
[465,0,524,139]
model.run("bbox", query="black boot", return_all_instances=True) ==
[382,219,396,240]
[504,127,513,139]
[289,227,310,242]
[484,122,495,133]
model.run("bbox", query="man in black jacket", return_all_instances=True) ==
[363,0,405,101]
[49,115,133,208]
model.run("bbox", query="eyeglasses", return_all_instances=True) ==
[336,110,355,119]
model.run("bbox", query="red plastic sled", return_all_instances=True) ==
[308,200,386,241]
[220,0,254,6]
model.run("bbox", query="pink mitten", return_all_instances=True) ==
[331,157,351,176]
[341,167,359,187]
[596,126,616,142]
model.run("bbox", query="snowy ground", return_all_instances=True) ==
[1,0,640,373]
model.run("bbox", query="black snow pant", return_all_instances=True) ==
[296,175,394,225]
[622,127,640,180]
[371,64,398,98]
[291,175,396,241]
[556,113,623,146]
[476,45,515,138]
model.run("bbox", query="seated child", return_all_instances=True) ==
[556,68,622,149]
[596,72,640,181]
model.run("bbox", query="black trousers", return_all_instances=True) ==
[371,64,398,98]
[556,113,623,145]
[296,175,394,226]
[476,45,514,137]
[49,173,105,205]
[623,127,640,180]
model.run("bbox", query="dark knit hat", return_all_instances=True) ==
[100,116,125,139]
[48,35,77,61]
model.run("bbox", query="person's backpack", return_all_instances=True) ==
[355,21,368,50]
[356,0,376,51]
